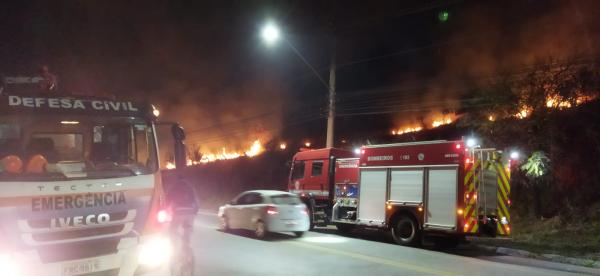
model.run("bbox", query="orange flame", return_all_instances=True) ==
[245,140,265,157]
[431,118,453,128]
[515,107,531,119]
[515,95,595,119]
[392,114,457,136]
[163,139,266,169]
[199,140,264,164]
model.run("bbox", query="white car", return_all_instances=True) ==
[218,190,310,239]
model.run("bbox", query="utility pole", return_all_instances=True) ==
[326,47,336,148]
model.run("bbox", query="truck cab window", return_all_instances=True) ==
[311,161,323,176]
[291,160,305,180]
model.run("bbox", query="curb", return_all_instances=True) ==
[476,245,600,269]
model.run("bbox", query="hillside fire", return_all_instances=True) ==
[515,94,595,119]
[165,139,265,169]
[392,114,457,136]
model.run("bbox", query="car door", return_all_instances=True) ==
[227,192,249,229]
[239,192,264,230]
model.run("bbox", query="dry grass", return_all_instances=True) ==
[478,216,600,262]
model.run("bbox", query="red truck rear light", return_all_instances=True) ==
[266,205,279,215]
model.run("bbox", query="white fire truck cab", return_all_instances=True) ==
[0,78,186,275]
[290,140,512,246]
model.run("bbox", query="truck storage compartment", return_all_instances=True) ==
[390,169,423,203]
[425,168,458,229]
[357,169,387,224]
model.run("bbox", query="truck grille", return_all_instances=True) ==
[32,225,125,242]
[18,210,137,246]
[37,239,120,263]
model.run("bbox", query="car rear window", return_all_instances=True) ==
[270,194,302,205]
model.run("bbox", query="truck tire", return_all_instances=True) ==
[391,214,421,246]
[335,223,355,235]
[307,198,316,230]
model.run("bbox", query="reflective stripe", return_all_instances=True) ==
[493,160,511,236]
[463,160,480,234]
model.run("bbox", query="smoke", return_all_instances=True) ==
[153,76,284,161]
[391,1,599,129]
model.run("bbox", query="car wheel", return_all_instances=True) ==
[294,231,305,238]
[254,221,267,239]
[219,216,230,232]
[391,215,421,246]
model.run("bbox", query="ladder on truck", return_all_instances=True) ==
[463,148,511,236]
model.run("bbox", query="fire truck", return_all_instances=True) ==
[0,76,187,275]
[288,140,512,246]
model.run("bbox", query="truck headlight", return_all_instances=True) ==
[138,237,172,268]
[0,253,20,276]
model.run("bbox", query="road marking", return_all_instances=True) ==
[288,241,459,276]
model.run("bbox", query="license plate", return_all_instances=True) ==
[62,258,101,276]
[285,220,298,227]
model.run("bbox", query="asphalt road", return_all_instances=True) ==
[187,212,597,276]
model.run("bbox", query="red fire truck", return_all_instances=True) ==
[288,140,511,246]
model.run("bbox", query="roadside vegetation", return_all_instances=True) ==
[477,214,600,262]
[461,57,600,259]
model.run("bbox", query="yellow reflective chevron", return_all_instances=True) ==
[494,160,511,236]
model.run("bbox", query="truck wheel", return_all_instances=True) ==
[308,198,316,230]
[391,215,421,246]
[335,223,355,235]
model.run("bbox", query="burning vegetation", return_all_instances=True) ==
[165,139,266,169]
[391,113,458,136]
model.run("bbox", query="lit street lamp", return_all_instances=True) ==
[261,23,280,45]
[260,22,337,148]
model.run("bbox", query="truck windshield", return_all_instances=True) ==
[0,115,158,181]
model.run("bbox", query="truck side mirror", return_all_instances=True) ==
[171,124,187,169]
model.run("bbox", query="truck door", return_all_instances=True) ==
[357,169,387,224]
[425,167,458,230]
[305,160,328,198]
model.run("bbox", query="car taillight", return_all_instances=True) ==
[266,205,279,215]
[300,206,308,215]
[157,209,171,223]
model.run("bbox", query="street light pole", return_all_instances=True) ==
[262,22,337,148]
[326,48,336,148]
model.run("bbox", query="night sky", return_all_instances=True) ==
[2,1,598,155]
